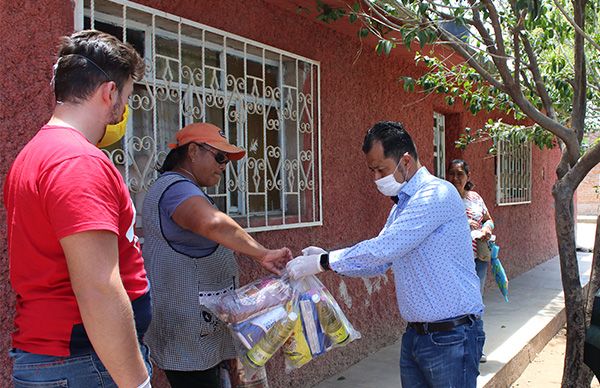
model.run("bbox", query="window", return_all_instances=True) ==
[496,139,532,205]
[77,0,322,231]
[433,112,445,178]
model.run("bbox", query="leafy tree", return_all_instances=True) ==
[316,0,600,386]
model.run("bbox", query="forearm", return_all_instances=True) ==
[327,245,393,277]
[203,214,267,260]
[77,280,148,387]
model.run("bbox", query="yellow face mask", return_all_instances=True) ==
[97,105,129,148]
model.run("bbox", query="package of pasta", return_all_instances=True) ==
[282,275,361,371]
[204,275,293,323]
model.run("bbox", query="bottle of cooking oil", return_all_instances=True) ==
[315,294,349,345]
[245,311,298,368]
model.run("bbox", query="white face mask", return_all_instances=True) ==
[375,159,406,196]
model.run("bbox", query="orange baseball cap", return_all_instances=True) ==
[168,123,246,161]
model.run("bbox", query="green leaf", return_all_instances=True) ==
[358,27,369,38]
[417,30,428,48]
[403,30,415,49]
[383,39,393,56]
[401,76,415,92]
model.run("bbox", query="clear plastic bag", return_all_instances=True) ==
[282,275,360,371]
[205,274,360,372]
[204,275,293,323]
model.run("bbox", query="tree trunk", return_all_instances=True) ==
[585,215,600,323]
[583,215,600,386]
[554,180,589,387]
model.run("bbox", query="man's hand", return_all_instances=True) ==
[259,247,292,275]
[301,246,327,256]
[286,254,323,279]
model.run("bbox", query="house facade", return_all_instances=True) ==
[577,133,600,217]
[0,1,560,386]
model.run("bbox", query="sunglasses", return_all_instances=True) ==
[196,143,230,165]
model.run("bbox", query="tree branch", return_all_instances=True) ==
[585,216,600,329]
[469,0,516,88]
[481,0,507,55]
[521,34,557,120]
[563,137,600,189]
[436,28,506,90]
[513,16,522,87]
[520,69,536,94]
[552,0,600,52]
[571,0,587,144]
[468,1,499,53]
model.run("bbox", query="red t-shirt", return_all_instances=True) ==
[4,125,150,356]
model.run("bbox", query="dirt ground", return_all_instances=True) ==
[511,328,600,387]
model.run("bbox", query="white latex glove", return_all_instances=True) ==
[301,246,327,256]
[286,253,323,280]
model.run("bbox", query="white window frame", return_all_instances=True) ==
[496,139,532,206]
[433,112,445,179]
[75,0,323,232]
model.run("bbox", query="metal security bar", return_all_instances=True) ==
[496,139,532,206]
[76,0,322,232]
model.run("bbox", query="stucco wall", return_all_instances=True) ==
[442,112,560,281]
[0,1,74,387]
[0,1,560,387]
[576,133,600,216]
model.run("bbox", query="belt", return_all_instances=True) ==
[407,314,478,335]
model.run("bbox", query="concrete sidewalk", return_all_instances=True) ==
[314,221,597,388]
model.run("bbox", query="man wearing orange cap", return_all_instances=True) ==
[141,122,291,387]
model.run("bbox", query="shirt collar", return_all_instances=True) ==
[399,166,432,197]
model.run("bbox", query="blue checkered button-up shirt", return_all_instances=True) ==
[329,167,484,322]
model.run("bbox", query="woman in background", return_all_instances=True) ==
[447,159,494,363]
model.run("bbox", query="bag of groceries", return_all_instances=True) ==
[204,273,360,371]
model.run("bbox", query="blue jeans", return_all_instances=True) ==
[10,343,152,387]
[400,316,485,388]
[475,259,489,297]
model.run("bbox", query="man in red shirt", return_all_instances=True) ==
[4,30,151,388]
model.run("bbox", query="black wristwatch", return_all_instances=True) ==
[320,253,331,271]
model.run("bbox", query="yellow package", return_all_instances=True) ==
[282,314,312,370]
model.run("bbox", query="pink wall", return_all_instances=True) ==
[442,112,560,280]
[0,1,559,387]
[577,133,600,216]
[0,1,74,386]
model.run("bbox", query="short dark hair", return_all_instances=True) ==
[448,159,474,191]
[53,29,145,103]
[362,121,418,161]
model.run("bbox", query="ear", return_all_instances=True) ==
[98,81,118,105]
[401,152,411,167]
[188,143,200,161]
